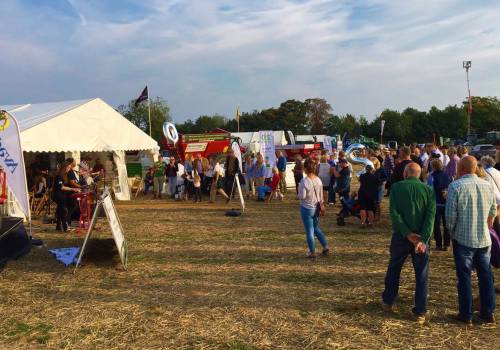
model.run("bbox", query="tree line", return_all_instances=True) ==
[119,96,500,144]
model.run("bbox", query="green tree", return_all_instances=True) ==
[356,116,369,136]
[277,100,309,134]
[376,109,410,142]
[118,97,171,143]
[194,115,227,133]
[403,107,429,142]
[239,110,274,132]
[175,119,196,134]
[466,96,500,134]
[339,114,358,135]
[325,115,342,136]
[305,98,332,134]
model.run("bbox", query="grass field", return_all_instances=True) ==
[0,191,499,349]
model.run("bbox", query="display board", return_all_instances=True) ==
[228,141,245,211]
[102,195,127,267]
[74,191,128,271]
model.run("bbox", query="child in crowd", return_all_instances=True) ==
[344,191,359,209]
[193,170,202,202]
[268,167,284,202]
[143,168,154,195]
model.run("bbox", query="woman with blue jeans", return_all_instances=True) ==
[298,158,330,258]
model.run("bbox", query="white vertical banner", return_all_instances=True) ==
[113,150,131,200]
[381,120,385,136]
[258,130,276,168]
[323,136,333,154]
[231,141,242,173]
[0,111,30,220]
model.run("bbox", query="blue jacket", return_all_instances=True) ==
[375,167,388,183]
[277,156,287,172]
[429,170,451,206]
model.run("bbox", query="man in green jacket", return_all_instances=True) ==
[382,162,436,323]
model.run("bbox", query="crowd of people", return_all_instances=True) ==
[297,143,500,325]
[146,150,291,203]
[30,156,115,233]
[27,142,500,324]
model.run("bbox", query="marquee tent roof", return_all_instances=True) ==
[2,98,159,153]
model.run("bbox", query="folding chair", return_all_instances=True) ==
[34,190,51,217]
[130,176,144,198]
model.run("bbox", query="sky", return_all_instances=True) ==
[1,0,500,122]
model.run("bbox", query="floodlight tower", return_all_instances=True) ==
[463,60,472,136]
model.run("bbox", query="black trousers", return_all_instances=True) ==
[434,206,450,248]
[225,175,235,198]
[294,174,302,194]
[55,196,68,231]
[193,187,202,201]
[66,197,79,226]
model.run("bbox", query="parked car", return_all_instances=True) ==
[470,144,497,160]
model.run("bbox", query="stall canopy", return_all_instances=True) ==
[2,98,159,215]
[3,98,159,153]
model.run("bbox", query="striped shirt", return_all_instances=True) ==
[445,174,497,248]
[384,155,395,178]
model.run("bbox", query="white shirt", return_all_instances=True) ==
[435,149,444,163]
[298,176,323,210]
[485,167,500,205]
[264,165,273,179]
[214,162,223,177]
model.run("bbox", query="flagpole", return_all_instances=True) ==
[237,106,240,133]
[147,86,152,137]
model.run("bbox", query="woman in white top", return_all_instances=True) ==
[298,157,330,259]
[317,155,331,203]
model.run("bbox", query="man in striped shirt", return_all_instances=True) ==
[445,156,497,324]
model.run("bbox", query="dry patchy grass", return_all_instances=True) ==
[0,191,499,349]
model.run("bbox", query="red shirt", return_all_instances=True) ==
[271,173,280,190]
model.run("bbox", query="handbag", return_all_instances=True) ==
[490,227,500,268]
[312,178,326,217]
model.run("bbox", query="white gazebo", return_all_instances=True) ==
[2,98,159,216]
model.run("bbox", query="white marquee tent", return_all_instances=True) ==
[2,98,159,216]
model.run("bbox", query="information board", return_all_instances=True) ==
[75,191,128,271]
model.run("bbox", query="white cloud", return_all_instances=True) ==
[1,0,499,120]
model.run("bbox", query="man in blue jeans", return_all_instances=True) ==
[382,163,436,324]
[445,156,497,324]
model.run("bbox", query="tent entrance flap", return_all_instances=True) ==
[113,151,130,201]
